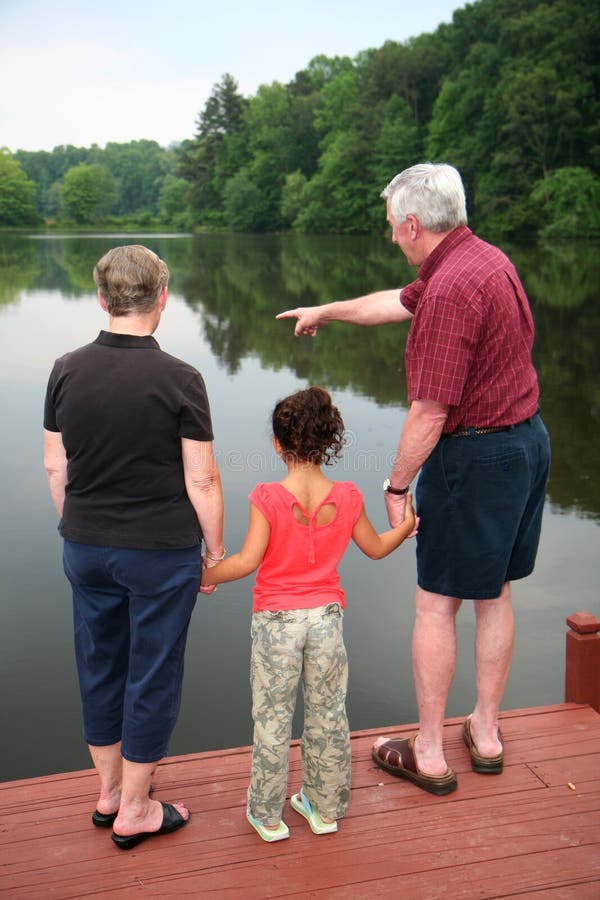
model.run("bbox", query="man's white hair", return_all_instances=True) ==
[381,163,468,232]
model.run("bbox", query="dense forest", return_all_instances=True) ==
[2,0,598,240]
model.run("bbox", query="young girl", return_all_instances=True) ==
[201,387,415,842]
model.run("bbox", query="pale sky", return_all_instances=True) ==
[1,0,463,152]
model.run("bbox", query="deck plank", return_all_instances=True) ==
[1,703,599,898]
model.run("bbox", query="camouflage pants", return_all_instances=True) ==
[247,603,351,825]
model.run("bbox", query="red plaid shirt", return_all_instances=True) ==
[400,227,539,434]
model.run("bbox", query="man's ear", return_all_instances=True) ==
[97,290,108,311]
[158,284,168,310]
[406,214,420,239]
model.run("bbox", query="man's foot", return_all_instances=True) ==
[411,733,450,777]
[463,716,504,774]
[464,715,503,758]
[372,735,457,795]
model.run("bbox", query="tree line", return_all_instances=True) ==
[2,0,598,241]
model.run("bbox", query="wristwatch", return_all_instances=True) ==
[383,478,409,496]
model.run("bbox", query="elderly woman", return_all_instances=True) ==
[43,245,224,849]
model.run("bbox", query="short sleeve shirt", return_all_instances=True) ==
[249,481,364,612]
[44,331,214,549]
[400,227,539,433]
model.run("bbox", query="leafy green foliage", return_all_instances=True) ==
[0,150,39,226]
[7,0,599,240]
[60,163,117,224]
[531,167,600,240]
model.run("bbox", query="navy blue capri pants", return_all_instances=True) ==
[63,541,201,763]
[415,413,551,600]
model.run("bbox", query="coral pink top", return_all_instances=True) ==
[249,481,363,612]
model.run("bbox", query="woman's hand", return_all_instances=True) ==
[199,553,223,594]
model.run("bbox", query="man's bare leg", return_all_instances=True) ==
[469,581,514,757]
[411,587,462,776]
[112,759,189,836]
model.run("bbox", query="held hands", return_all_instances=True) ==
[386,491,419,537]
[275,307,321,336]
[198,552,223,594]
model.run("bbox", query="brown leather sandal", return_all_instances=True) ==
[372,734,457,795]
[463,717,504,774]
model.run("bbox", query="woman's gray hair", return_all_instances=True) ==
[381,163,468,232]
[93,245,169,317]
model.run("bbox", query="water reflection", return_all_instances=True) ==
[1,232,599,782]
[5,233,598,519]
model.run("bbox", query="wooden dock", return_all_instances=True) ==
[2,702,599,898]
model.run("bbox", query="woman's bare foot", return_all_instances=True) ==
[113,799,189,836]
[95,786,121,817]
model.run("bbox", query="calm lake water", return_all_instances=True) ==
[1,232,598,782]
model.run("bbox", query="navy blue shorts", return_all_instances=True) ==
[63,542,201,763]
[415,413,550,600]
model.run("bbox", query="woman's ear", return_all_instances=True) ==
[272,437,283,457]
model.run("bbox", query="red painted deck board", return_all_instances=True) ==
[1,703,599,898]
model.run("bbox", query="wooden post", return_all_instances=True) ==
[565,612,600,712]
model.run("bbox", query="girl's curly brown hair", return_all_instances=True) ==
[272,386,345,466]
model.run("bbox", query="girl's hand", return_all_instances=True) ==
[199,555,219,594]
[404,492,419,538]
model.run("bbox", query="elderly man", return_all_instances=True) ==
[44,245,225,846]
[277,163,550,794]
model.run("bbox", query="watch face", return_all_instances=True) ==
[383,478,391,492]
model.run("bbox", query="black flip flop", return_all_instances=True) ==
[92,809,117,828]
[92,783,154,828]
[111,801,189,850]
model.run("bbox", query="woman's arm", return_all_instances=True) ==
[43,428,68,517]
[181,439,225,594]
[351,493,416,560]
[276,289,412,336]
[201,503,271,586]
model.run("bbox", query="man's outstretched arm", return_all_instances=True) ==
[276,288,412,336]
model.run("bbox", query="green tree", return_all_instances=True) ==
[226,81,297,231]
[158,174,193,230]
[531,167,600,240]
[182,73,248,226]
[0,150,39,226]
[223,168,265,232]
[368,94,421,227]
[280,171,308,228]
[60,163,117,224]
[99,140,166,216]
[16,145,89,218]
